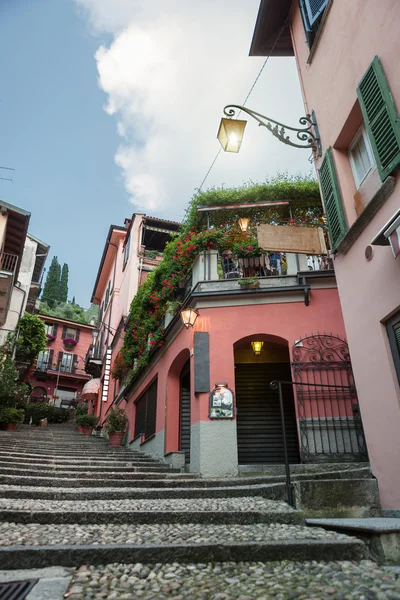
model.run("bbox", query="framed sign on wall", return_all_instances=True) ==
[209,384,234,419]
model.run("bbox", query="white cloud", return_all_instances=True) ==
[75,0,312,220]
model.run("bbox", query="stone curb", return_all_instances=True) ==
[0,509,303,525]
[0,539,366,569]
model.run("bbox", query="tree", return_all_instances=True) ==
[59,263,69,303]
[15,313,47,362]
[41,257,61,308]
[0,344,29,408]
[40,301,87,324]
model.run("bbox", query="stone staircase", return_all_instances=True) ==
[0,423,378,571]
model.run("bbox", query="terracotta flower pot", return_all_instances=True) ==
[77,425,84,433]
[108,431,125,447]
[6,423,16,431]
[82,426,93,437]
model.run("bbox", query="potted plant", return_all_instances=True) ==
[0,407,25,431]
[75,402,88,433]
[62,337,78,350]
[76,414,99,436]
[105,407,128,446]
[46,334,56,345]
[238,276,260,290]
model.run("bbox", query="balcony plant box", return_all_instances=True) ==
[105,407,128,447]
[238,277,260,290]
[63,337,77,351]
[76,414,99,437]
[46,334,56,345]
[0,408,25,431]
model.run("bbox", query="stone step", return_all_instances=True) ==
[0,522,366,568]
[0,463,182,474]
[0,448,152,459]
[0,466,198,479]
[0,482,287,500]
[239,462,370,476]
[0,455,166,467]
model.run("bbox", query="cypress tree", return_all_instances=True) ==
[59,263,69,303]
[41,257,61,308]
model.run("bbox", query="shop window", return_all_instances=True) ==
[387,312,400,385]
[348,126,375,188]
[134,379,158,441]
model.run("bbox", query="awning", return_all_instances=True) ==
[82,378,100,396]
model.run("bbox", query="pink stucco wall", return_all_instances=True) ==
[125,288,346,455]
[289,0,400,507]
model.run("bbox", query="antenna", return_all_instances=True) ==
[0,166,15,183]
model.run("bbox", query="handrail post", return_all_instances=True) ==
[270,380,295,507]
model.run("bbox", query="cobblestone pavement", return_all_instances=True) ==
[0,497,290,512]
[66,560,400,599]
[0,523,348,546]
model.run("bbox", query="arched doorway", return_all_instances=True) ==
[234,335,299,465]
[165,349,191,457]
[180,360,191,464]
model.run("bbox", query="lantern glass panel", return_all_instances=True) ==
[217,118,247,152]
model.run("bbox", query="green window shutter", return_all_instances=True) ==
[319,147,347,250]
[357,56,400,181]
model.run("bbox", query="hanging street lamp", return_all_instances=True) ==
[238,217,250,233]
[217,105,322,157]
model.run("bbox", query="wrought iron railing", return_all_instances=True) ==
[0,252,18,274]
[221,253,332,279]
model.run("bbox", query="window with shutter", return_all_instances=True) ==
[133,379,158,440]
[299,0,328,48]
[357,56,400,182]
[304,0,328,26]
[319,147,347,250]
[387,312,400,386]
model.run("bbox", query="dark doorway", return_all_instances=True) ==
[236,362,300,464]
[179,361,191,464]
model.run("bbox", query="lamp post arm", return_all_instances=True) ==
[223,105,322,156]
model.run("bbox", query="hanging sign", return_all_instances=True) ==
[209,385,234,419]
[257,224,327,255]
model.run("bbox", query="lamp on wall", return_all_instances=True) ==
[238,217,250,233]
[180,307,199,328]
[217,105,322,157]
[251,341,264,356]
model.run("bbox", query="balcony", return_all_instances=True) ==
[0,252,18,326]
[0,252,18,274]
[85,344,102,377]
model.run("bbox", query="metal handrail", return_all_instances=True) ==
[269,379,358,508]
[0,252,18,274]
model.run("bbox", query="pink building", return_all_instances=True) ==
[250,0,400,511]
[86,215,180,422]
[29,315,94,406]
[95,187,365,479]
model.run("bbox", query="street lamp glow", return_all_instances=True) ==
[217,118,247,153]
[238,217,250,233]
[251,341,264,356]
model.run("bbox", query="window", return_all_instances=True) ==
[319,147,347,250]
[299,0,328,49]
[123,234,130,270]
[37,350,49,372]
[61,353,74,373]
[349,127,375,188]
[134,379,158,441]
[387,312,400,386]
[65,327,76,340]
[45,324,54,336]
[357,56,400,182]
[105,281,111,308]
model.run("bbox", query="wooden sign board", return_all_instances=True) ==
[257,224,327,255]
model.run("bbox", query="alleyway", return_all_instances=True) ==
[0,424,399,599]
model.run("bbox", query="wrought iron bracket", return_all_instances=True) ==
[223,105,322,157]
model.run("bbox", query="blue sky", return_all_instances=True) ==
[0,0,311,306]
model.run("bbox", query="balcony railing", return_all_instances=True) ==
[221,253,332,280]
[0,252,18,274]
[35,361,87,376]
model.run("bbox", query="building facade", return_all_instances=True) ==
[29,315,94,406]
[87,214,180,422]
[250,0,400,510]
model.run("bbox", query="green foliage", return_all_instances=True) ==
[40,301,98,325]
[59,263,69,303]
[42,256,61,308]
[23,403,69,425]
[15,313,47,362]
[0,407,25,424]
[105,407,128,433]
[75,402,88,417]
[76,414,99,428]
[0,345,27,408]
[114,175,324,384]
